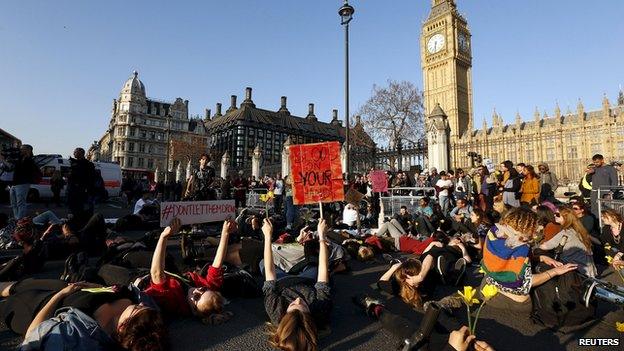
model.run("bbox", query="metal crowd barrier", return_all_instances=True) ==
[596,186,624,227]
[246,188,275,209]
[380,187,437,218]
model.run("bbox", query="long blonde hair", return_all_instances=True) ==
[267,310,318,351]
[393,259,423,308]
[558,207,592,252]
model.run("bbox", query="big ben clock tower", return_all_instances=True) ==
[421,0,473,167]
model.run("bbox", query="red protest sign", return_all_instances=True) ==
[289,141,344,205]
[370,170,388,193]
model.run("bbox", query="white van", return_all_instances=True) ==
[29,155,121,201]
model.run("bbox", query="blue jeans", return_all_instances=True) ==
[32,210,63,226]
[259,259,318,281]
[439,195,450,215]
[10,184,30,219]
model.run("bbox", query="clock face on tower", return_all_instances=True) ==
[427,34,445,54]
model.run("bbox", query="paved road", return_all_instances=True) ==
[1,201,622,350]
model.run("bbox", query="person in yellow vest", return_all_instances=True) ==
[579,164,594,200]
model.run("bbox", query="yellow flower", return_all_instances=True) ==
[458,286,480,306]
[259,194,267,202]
[266,191,275,200]
[616,321,624,332]
[605,243,612,252]
[478,267,485,274]
[606,256,613,264]
[481,284,498,301]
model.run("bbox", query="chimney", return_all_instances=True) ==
[227,95,237,112]
[204,108,211,120]
[215,103,222,116]
[306,103,317,120]
[330,109,341,126]
[278,96,290,114]
[241,87,256,108]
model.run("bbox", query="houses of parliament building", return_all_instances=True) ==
[422,0,624,182]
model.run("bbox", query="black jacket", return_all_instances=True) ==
[11,157,39,185]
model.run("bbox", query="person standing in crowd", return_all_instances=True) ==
[185,154,216,201]
[221,175,233,200]
[0,144,39,220]
[67,147,96,221]
[284,175,297,230]
[454,168,472,201]
[579,164,595,201]
[428,167,441,186]
[515,163,526,180]
[589,154,619,216]
[50,170,65,206]
[501,161,521,208]
[520,165,540,206]
[233,171,248,209]
[537,162,558,196]
[273,173,284,214]
[436,172,453,215]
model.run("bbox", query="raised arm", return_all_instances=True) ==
[262,218,276,281]
[317,219,329,283]
[212,220,234,268]
[150,218,181,284]
[379,262,403,282]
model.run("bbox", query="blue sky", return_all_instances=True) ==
[1,0,623,156]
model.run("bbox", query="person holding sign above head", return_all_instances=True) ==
[144,218,234,324]
[262,218,332,351]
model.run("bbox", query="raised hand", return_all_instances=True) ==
[161,218,181,239]
[262,218,273,239]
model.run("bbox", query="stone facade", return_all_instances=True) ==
[95,72,208,177]
[421,0,624,183]
[0,128,21,150]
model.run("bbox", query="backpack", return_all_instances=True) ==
[531,263,595,331]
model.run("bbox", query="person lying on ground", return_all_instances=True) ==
[263,218,332,351]
[377,236,471,310]
[352,294,495,351]
[0,278,165,351]
[145,218,233,323]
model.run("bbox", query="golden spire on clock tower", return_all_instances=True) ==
[421,0,473,167]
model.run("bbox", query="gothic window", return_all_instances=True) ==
[128,142,135,152]
[128,157,134,167]
[130,128,136,137]
[567,147,578,159]
[139,143,146,153]
[138,158,144,167]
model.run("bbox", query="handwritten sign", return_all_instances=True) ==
[289,141,344,205]
[160,200,236,226]
[370,170,388,193]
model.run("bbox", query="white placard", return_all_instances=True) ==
[159,200,236,226]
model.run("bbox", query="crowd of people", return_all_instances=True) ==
[0,151,623,351]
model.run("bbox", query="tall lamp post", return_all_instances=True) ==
[339,0,354,177]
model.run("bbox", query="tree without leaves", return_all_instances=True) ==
[358,80,425,147]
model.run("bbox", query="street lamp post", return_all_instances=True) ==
[339,0,354,177]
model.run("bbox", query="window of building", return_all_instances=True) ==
[525,149,533,162]
[130,128,136,137]
[119,157,125,167]
[591,143,602,155]
[618,142,624,156]
[140,130,146,139]
[147,159,154,169]
[128,142,135,152]
[128,157,134,167]
[138,158,144,167]
[139,143,146,153]
[157,132,164,140]
[546,148,555,161]
[567,146,578,159]
[150,132,155,140]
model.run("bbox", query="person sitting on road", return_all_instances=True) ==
[481,207,578,314]
[539,207,596,277]
[262,218,332,351]
[144,218,233,324]
[0,278,166,351]
[393,206,414,233]
[599,209,624,280]
[449,198,474,234]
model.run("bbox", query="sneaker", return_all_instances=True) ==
[436,256,447,284]
[351,294,383,318]
[452,258,467,286]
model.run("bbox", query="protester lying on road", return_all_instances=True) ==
[0,278,165,351]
